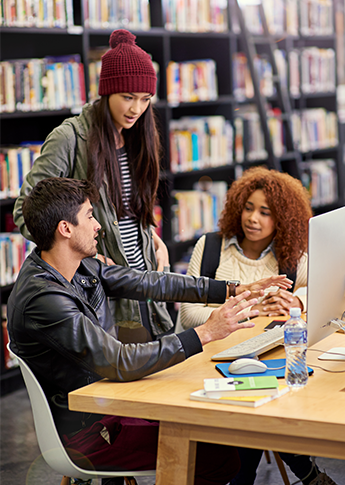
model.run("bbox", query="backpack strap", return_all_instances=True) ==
[200,232,222,278]
[200,231,297,292]
[280,267,296,293]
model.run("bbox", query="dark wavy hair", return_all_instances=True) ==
[22,178,99,251]
[218,166,313,272]
[87,96,161,227]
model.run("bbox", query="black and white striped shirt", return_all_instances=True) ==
[117,147,146,271]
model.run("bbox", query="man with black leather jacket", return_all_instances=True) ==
[7,178,291,485]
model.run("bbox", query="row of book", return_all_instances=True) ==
[162,0,332,37]
[0,233,35,286]
[166,59,218,105]
[163,0,228,33]
[88,47,160,104]
[231,0,332,37]
[0,0,74,28]
[233,105,338,163]
[291,108,338,153]
[0,55,86,113]
[0,143,42,199]
[301,159,338,208]
[169,106,338,169]
[83,0,150,30]
[233,47,336,102]
[171,180,227,242]
[233,108,267,163]
[169,116,233,173]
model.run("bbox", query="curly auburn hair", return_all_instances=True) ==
[218,166,313,272]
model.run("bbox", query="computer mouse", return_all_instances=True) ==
[228,358,268,375]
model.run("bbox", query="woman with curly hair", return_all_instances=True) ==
[176,167,338,485]
[177,166,313,330]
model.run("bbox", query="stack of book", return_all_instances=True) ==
[190,376,290,407]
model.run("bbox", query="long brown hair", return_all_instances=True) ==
[218,166,313,272]
[87,96,161,227]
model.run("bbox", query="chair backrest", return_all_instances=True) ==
[7,344,155,480]
[8,344,92,479]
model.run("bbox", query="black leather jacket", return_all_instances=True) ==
[8,249,226,436]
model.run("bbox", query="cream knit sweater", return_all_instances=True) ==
[178,235,308,330]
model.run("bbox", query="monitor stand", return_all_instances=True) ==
[318,315,345,361]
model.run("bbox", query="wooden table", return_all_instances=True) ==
[69,317,345,485]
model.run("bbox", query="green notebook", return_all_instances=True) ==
[204,375,279,398]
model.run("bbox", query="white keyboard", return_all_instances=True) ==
[211,327,284,361]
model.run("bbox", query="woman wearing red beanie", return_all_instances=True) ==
[14,29,172,344]
[13,29,244,485]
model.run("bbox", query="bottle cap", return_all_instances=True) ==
[290,307,301,317]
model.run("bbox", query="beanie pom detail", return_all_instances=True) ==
[110,29,136,49]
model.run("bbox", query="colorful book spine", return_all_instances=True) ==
[166,59,218,105]
[291,108,338,152]
[163,0,228,33]
[0,233,35,286]
[0,0,69,27]
[169,115,233,173]
[0,55,85,113]
[85,0,150,30]
[0,143,42,199]
[171,181,227,242]
[300,159,338,207]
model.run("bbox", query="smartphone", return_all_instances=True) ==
[264,320,287,331]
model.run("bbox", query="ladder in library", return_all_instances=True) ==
[234,0,302,178]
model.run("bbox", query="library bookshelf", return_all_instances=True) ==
[1,0,344,394]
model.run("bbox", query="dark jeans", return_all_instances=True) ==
[63,415,241,485]
[230,447,317,485]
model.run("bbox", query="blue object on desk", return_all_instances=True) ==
[216,358,314,379]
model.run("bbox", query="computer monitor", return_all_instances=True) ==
[307,205,345,357]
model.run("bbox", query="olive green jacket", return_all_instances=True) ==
[13,103,173,335]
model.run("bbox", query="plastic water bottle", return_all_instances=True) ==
[284,307,308,388]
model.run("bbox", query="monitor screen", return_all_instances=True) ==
[307,206,345,347]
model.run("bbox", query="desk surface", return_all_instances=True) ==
[69,317,345,484]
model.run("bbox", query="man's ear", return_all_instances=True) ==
[57,220,72,239]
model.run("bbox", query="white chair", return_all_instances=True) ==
[7,344,155,485]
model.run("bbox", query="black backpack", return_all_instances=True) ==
[200,232,296,292]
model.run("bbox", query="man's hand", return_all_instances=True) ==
[237,275,293,299]
[253,289,303,317]
[152,230,170,271]
[195,291,259,346]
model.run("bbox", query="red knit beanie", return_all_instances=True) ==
[98,29,157,96]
